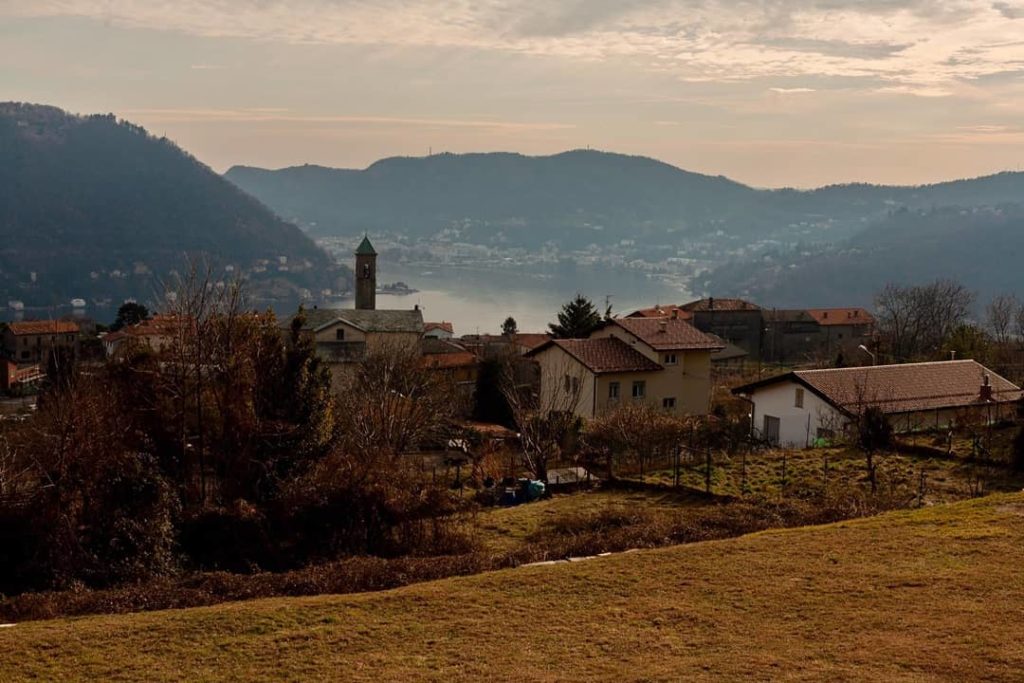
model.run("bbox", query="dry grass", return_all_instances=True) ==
[4,493,1024,681]
[471,487,710,552]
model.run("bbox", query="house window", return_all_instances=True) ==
[608,382,620,401]
[662,397,676,410]
[632,381,646,400]
[664,353,678,365]
[335,328,345,341]
[795,388,804,408]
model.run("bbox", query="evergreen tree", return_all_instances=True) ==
[111,302,150,331]
[501,316,518,337]
[549,294,602,339]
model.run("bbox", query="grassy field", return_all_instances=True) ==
[4,493,1024,681]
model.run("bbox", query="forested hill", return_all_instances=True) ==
[226,151,766,244]
[0,103,346,306]
[226,150,1024,247]
[704,205,1024,307]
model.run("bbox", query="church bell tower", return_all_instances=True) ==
[355,235,377,310]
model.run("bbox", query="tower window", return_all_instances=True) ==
[336,328,345,341]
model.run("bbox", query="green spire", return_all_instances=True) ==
[355,234,377,256]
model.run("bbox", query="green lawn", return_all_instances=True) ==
[5,493,1024,681]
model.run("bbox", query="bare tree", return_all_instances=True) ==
[500,356,585,482]
[336,339,459,458]
[875,279,975,361]
[985,294,1017,346]
[584,402,691,479]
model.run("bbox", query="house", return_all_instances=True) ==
[459,332,551,358]
[590,317,723,415]
[763,307,875,364]
[680,298,764,359]
[424,322,454,339]
[732,360,1022,448]
[527,316,722,419]
[526,337,666,419]
[101,315,178,358]
[2,320,80,363]
[421,338,480,391]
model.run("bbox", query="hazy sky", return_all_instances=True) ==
[3,0,1024,187]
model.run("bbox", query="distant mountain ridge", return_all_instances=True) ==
[0,103,347,307]
[226,150,1024,247]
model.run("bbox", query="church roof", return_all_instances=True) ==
[355,235,377,255]
[288,307,423,334]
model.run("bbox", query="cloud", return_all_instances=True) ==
[992,2,1024,19]
[5,0,1024,96]
[118,107,574,132]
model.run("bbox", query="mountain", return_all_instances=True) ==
[0,103,348,307]
[704,204,1024,307]
[226,151,769,246]
[226,151,1024,249]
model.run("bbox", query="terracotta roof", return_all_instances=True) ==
[6,320,80,335]
[610,317,724,351]
[424,321,454,334]
[422,351,478,369]
[681,298,760,312]
[805,308,875,326]
[530,338,662,374]
[513,333,552,350]
[735,360,1021,415]
[626,305,693,321]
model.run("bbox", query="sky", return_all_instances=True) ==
[2,0,1024,187]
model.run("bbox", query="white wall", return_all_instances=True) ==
[746,380,846,448]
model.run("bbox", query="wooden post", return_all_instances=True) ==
[781,453,788,496]
[705,448,712,494]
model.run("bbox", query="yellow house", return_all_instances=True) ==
[527,315,721,420]
[588,316,722,415]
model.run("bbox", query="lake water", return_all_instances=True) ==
[329,262,692,335]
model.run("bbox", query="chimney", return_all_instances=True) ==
[658,320,667,333]
[708,297,715,311]
[980,373,993,402]
[414,304,420,311]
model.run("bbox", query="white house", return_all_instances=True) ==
[732,360,1022,448]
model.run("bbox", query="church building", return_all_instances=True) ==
[285,235,424,390]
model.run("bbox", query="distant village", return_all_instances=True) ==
[3,235,1019,456]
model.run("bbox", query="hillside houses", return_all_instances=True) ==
[630,297,877,367]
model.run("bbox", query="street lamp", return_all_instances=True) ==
[857,344,876,366]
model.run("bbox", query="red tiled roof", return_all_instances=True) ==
[610,317,724,351]
[805,308,875,326]
[422,351,478,369]
[736,360,1021,415]
[627,305,693,320]
[513,333,552,350]
[424,321,454,334]
[531,338,663,374]
[7,320,80,335]
[681,298,760,312]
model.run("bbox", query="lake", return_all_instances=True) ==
[328,262,692,335]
